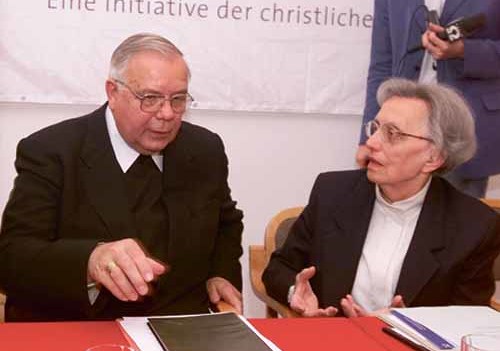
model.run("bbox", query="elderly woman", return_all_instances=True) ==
[263,78,500,317]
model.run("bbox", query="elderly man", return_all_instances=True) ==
[263,78,500,317]
[0,33,243,321]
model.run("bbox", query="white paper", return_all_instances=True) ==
[382,306,500,351]
[120,316,163,351]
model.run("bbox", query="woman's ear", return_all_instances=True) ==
[423,149,445,174]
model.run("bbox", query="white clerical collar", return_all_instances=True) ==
[375,177,431,214]
[105,106,163,173]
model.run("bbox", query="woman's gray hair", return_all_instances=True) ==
[109,33,189,80]
[376,78,476,174]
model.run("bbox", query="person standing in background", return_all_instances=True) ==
[356,0,500,198]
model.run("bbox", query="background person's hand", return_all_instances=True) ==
[355,145,370,168]
[422,23,464,60]
[87,238,167,301]
[341,294,405,317]
[206,276,243,314]
[290,266,337,317]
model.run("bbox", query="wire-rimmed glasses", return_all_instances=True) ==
[114,79,194,114]
[364,119,433,144]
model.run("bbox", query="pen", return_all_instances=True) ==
[382,326,430,351]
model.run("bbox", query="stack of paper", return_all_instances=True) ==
[378,306,500,351]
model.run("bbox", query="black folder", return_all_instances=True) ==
[147,312,274,351]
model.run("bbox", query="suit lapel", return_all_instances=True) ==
[413,0,427,32]
[402,1,426,79]
[161,124,196,262]
[441,0,467,25]
[321,176,376,306]
[396,177,447,305]
[80,105,133,240]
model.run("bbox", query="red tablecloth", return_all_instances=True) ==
[0,317,413,351]
[0,321,128,351]
[251,317,413,351]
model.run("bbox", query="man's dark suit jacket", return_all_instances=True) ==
[263,170,500,313]
[0,104,243,321]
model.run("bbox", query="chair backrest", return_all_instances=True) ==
[264,207,304,262]
[249,206,303,318]
[0,293,5,322]
[480,198,500,311]
[481,198,500,280]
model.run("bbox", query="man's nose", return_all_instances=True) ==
[155,100,176,120]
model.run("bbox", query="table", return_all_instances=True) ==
[0,317,413,351]
[251,317,413,351]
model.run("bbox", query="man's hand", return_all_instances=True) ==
[355,145,370,168]
[422,23,464,60]
[206,277,243,314]
[290,266,337,317]
[340,294,405,317]
[87,238,167,301]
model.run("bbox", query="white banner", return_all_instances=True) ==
[0,0,373,114]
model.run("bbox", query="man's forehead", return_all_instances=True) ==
[124,53,189,90]
[126,51,186,72]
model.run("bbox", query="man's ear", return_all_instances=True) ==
[105,80,118,106]
[423,149,445,174]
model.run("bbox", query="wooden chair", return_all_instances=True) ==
[481,198,500,311]
[0,292,4,322]
[212,301,238,313]
[249,207,303,318]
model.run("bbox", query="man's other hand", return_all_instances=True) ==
[356,144,370,168]
[207,277,243,314]
[422,23,465,60]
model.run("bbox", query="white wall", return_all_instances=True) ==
[1,102,499,318]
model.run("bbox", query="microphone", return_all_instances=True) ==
[407,13,486,54]
[427,10,440,27]
[439,13,486,41]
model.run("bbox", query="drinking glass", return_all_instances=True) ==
[461,333,500,351]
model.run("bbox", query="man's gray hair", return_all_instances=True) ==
[376,78,476,174]
[109,33,188,80]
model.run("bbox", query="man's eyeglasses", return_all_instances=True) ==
[114,79,194,114]
[364,119,433,144]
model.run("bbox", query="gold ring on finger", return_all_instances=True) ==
[106,261,118,274]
